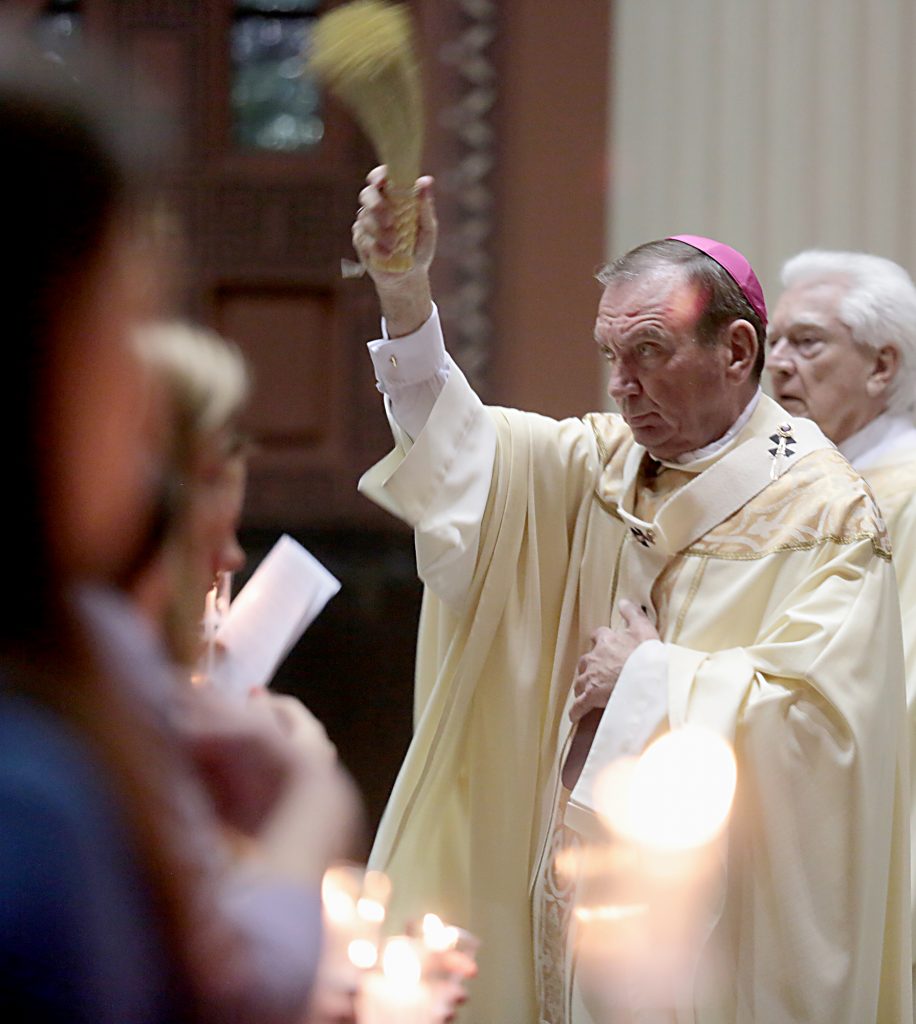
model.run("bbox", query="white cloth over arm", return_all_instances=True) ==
[362,307,496,608]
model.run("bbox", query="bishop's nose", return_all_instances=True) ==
[607,363,640,400]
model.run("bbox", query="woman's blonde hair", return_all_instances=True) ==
[134,321,252,665]
[135,320,250,453]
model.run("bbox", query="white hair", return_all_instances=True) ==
[780,250,916,415]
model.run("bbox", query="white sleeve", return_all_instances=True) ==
[358,346,496,608]
[565,640,669,838]
[367,304,451,442]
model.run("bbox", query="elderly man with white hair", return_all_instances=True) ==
[769,249,916,996]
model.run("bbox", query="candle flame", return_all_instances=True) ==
[322,888,355,924]
[357,897,386,924]
[574,902,649,924]
[421,912,459,952]
[321,868,359,924]
[348,938,378,969]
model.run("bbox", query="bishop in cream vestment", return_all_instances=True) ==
[351,194,911,1022]
[360,352,911,1023]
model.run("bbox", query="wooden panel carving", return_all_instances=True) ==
[204,183,339,274]
[112,0,194,28]
[216,287,332,447]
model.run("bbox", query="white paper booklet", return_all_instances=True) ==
[208,534,341,700]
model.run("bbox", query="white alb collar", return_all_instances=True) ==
[838,411,916,471]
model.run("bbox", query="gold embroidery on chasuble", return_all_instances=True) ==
[588,418,703,636]
[684,448,891,561]
[535,790,581,1024]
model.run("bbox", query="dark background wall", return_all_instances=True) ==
[17,0,610,835]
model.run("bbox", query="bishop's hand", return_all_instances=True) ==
[569,600,660,723]
[352,164,437,337]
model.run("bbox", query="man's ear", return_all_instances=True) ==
[865,344,900,398]
[723,319,758,384]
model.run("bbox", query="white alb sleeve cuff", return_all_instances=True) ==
[367,304,451,441]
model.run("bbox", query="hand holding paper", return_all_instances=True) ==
[206,534,341,701]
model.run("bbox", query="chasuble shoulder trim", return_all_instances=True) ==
[584,413,634,475]
[584,413,634,521]
[682,448,892,561]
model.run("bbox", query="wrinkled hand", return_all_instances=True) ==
[569,600,659,724]
[352,164,437,287]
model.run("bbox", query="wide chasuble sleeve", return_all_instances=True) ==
[862,452,916,1003]
[358,366,911,1024]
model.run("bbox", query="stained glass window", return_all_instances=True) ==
[232,1,324,152]
[35,0,82,64]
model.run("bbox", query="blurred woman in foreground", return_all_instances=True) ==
[131,320,251,670]
[0,38,355,1024]
[131,320,475,1023]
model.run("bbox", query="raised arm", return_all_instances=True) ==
[353,164,436,337]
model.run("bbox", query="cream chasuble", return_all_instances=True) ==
[359,367,911,1024]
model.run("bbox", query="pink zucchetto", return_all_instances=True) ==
[668,234,767,326]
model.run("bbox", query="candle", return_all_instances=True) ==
[214,569,233,618]
[573,726,738,1016]
[201,583,220,686]
[320,865,392,989]
[358,938,432,1024]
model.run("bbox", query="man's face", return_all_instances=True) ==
[597,267,745,460]
[767,277,889,444]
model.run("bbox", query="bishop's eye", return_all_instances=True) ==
[601,348,616,363]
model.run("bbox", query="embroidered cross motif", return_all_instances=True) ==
[768,423,796,480]
[630,525,655,547]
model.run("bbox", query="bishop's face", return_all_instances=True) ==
[597,267,749,460]
[767,277,889,444]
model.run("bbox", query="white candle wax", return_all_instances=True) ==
[358,937,431,1024]
[358,972,432,1024]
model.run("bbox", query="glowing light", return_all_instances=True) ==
[348,938,378,970]
[321,867,358,924]
[381,937,423,986]
[357,897,386,924]
[574,902,649,923]
[421,913,459,952]
[322,888,355,924]
[595,726,737,850]
[363,870,392,904]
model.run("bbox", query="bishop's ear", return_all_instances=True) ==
[723,319,759,384]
